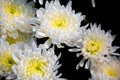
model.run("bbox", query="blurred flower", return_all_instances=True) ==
[0,0,35,39]
[90,56,120,80]
[0,38,24,77]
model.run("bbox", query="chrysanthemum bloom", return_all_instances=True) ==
[90,57,120,80]
[0,38,24,77]
[12,40,66,80]
[0,0,35,39]
[69,23,119,69]
[33,0,86,48]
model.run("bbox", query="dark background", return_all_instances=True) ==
[35,0,120,80]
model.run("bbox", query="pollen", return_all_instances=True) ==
[25,57,48,78]
[50,14,68,29]
[103,66,118,78]
[85,40,101,55]
[4,3,22,17]
[0,51,15,70]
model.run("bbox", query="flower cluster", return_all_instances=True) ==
[0,0,120,80]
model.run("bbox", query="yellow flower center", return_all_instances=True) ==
[50,14,68,29]
[6,36,21,44]
[4,3,22,17]
[6,31,30,44]
[104,67,118,78]
[85,40,101,55]
[25,57,48,78]
[0,51,15,71]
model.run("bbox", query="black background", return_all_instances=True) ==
[35,0,120,80]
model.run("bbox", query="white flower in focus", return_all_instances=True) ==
[0,0,35,39]
[12,39,66,80]
[34,0,85,48]
[90,57,120,80]
[0,38,24,77]
[69,23,119,69]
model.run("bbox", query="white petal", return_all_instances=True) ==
[39,0,43,5]
[76,58,85,70]
[76,53,82,57]
[36,31,47,38]
[91,0,95,7]
[44,39,52,49]
[85,60,90,69]
[12,53,20,63]
[6,74,17,80]
[69,48,81,52]
[110,52,120,56]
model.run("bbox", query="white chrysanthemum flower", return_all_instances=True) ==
[33,0,85,48]
[0,38,24,77]
[12,39,66,80]
[69,23,119,69]
[0,0,35,39]
[90,57,120,80]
